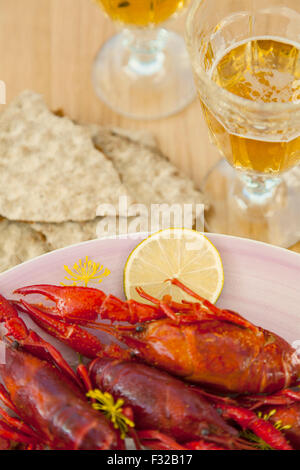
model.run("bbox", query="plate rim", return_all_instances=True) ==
[0,231,299,280]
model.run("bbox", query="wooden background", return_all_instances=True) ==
[0,0,299,253]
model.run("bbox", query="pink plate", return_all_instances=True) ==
[0,232,299,358]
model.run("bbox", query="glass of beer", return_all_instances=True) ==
[92,0,195,119]
[186,0,300,247]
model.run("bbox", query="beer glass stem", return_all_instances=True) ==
[123,28,167,76]
[240,173,282,204]
[92,26,196,119]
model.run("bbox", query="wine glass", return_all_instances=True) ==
[92,0,196,119]
[185,0,300,247]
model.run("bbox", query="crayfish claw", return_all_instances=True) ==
[15,284,107,322]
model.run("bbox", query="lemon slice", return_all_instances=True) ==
[124,228,224,304]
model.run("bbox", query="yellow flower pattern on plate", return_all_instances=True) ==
[61,255,110,287]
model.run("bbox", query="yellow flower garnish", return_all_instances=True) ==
[241,409,292,449]
[87,389,134,439]
[240,429,273,450]
[257,409,277,421]
[61,256,110,287]
[273,420,292,432]
[257,409,292,432]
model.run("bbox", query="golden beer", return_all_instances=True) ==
[96,0,186,27]
[201,39,300,174]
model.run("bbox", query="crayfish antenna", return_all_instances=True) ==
[244,387,300,409]
[135,287,181,322]
[135,288,160,305]
[167,278,259,332]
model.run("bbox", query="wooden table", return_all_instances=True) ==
[1,0,299,253]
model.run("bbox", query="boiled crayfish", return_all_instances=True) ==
[0,294,120,450]
[88,357,297,450]
[0,293,257,450]
[13,279,300,395]
[0,285,299,450]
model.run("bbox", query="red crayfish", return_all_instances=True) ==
[0,294,120,450]
[0,294,252,450]
[88,357,298,450]
[0,279,299,450]
[13,279,300,394]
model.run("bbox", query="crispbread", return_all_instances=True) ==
[0,92,208,273]
[32,216,149,251]
[0,91,131,222]
[88,125,209,210]
[32,220,99,251]
[0,218,50,272]
[88,124,157,149]
[32,126,208,253]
